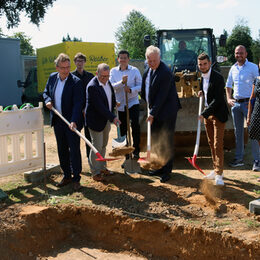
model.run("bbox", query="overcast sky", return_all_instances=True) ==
[1,0,259,50]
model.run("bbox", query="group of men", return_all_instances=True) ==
[43,44,260,191]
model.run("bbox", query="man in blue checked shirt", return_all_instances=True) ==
[226,45,260,171]
[110,50,142,159]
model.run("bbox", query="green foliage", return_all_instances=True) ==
[62,33,82,42]
[10,32,35,55]
[0,0,56,28]
[251,32,260,64]
[225,19,253,63]
[115,10,157,59]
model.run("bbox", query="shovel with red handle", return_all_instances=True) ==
[187,96,206,175]
[51,107,119,162]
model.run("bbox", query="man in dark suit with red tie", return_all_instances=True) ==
[141,45,181,183]
[198,53,229,186]
[43,53,84,191]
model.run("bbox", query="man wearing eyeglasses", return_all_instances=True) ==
[43,53,85,191]
[86,63,120,182]
[72,52,94,159]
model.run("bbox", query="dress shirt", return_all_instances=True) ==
[54,74,67,114]
[226,59,259,99]
[145,68,153,104]
[98,79,112,112]
[110,65,142,111]
[202,68,212,106]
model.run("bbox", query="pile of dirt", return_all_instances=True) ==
[1,205,260,260]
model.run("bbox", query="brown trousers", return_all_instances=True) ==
[204,116,225,175]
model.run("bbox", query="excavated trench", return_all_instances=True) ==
[1,205,260,260]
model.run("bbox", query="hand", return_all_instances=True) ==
[124,85,131,93]
[46,102,53,110]
[198,91,203,97]
[246,117,251,126]
[122,75,128,84]
[146,115,154,125]
[113,117,121,126]
[227,98,235,107]
[69,122,77,131]
[198,115,204,123]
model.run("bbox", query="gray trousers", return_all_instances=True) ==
[88,121,111,175]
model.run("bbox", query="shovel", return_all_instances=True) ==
[123,84,141,174]
[138,106,151,163]
[187,96,206,175]
[51,107,118,162]
[112,104,127,149]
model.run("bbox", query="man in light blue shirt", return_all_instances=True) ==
[226,45,260,171]
[110,50,142,158]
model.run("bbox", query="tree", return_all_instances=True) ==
[252,30,260,64]
[62,34,82,42]
[115,10,157,59]
[11,32,35,55]
[0,0,56,28]
[225,19,253,63]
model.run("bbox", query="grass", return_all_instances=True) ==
[253,189,260,194]
[242,219,260,229]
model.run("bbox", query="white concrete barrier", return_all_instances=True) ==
[0,103,44,177]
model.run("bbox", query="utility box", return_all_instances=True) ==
[0,38,23,106]
[37,41,116,93]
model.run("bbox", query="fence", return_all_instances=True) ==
[0,103,44,177]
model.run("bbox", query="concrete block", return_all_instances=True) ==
[249,198,260,215]
[24,164,61,183]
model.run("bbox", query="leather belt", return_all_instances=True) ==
[235,98,249,103]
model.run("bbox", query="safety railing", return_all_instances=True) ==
[0,103,44,177]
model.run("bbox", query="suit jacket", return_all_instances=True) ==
[43,72,85,129]
[72,70,94,104]
[86,77,116,132]
[200,69,229,123]
[141,61,181,121]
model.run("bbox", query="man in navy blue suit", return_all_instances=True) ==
[43,53,84,191]
[86,63,120,181]
[141,46,181,183]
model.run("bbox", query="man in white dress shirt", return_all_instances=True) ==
[110,50,142,159]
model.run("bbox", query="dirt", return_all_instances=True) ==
[1,122,260,259]
[109,146,135,157]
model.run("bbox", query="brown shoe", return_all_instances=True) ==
[56,177,72,187]
[100,169,114,176]
[93,174,104,182]
[73,182,82,191]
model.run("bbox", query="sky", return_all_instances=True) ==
[1,0,259,50]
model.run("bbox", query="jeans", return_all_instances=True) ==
[231,102,260,161]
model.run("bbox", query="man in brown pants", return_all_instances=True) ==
[197,53,229,185]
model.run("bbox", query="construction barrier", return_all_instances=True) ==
[0,103,44,177]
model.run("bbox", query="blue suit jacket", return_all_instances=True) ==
[141,61,181,121]
[86,77,116,132]
[43,72,85,129]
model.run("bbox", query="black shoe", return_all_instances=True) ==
[149,168,163,176]
[56,177,72,187]
[160,174,171,183]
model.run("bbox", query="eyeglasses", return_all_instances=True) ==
[58,66,70,70]
[75,59,85,63]
[100,74,109,79]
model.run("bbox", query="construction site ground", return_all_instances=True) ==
[1,116,260,260]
